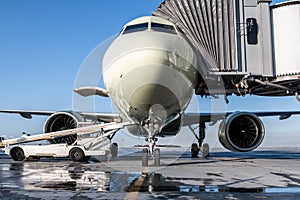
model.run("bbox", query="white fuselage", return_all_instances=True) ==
[102,16,198,135]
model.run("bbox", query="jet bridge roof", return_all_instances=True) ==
[153,0,237,73]
[154,0,300,77]
[153,0,300,97]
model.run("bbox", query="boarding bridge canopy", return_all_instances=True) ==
[154,0,300,77]
[153,0,238,72]
[154,0,300,97]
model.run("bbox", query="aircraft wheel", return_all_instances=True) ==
[110,143,118,158]
[201,143,210,159]
[154,149,160,166]
[191,143,199,158]
[142,148,148,166]
[69,147,85,162]
[10,147,25,161]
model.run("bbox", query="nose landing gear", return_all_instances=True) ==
[142,137,160,167]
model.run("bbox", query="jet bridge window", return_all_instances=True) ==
[123,23,149,34]
[151,22,177,35]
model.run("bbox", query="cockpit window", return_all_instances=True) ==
[123,23,148,34]
[151,22,177,35]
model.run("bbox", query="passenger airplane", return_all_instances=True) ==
[1,16,300,164]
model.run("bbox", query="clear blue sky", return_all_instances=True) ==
[0,0,298,148]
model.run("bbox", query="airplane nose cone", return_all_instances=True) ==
[128,83,179,121]
[110,62,193,122]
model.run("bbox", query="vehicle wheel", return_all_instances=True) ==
[69,147,85,162]
[110,143,118,158]
[154,149,160,166]
[191,143,199,158]
[142,148,148,166]
[10,147,25,161]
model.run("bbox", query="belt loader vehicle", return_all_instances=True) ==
[0,122,132,162]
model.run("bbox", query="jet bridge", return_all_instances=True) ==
[154,0,300,98]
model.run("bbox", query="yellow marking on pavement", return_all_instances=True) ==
[125,168,149,200]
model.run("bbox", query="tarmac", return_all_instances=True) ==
[0,147,300,199]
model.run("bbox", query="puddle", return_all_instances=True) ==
[265,187,300,193]
[0,151,9,159]
[1,149,300,194]
[0,162,299,194]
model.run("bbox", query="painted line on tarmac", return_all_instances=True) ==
[125,167,149,200]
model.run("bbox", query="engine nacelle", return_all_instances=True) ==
[218,112,265,152]
[43,111,85,144]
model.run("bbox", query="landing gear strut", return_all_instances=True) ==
[189,122,210,158]
[142,137,160,166]
[141,109,163,167]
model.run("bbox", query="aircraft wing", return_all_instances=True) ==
[2,109,300,126]
[0,110,122,122]
[0,110,55,119]
[182,111,300,126]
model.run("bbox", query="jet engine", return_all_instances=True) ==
[43,111,85,145]
[219,112,265,152]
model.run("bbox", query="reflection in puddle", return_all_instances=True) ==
[20,164,142,192]
[1,162,300,194]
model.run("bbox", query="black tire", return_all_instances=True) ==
[142,148,148,166]
[191,143,199,158]
[69,147,85,162]
[154,149,160,166]
[110,143,118,158]
[10,147,25,161]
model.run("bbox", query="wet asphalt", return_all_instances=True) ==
[0,147,300,199]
